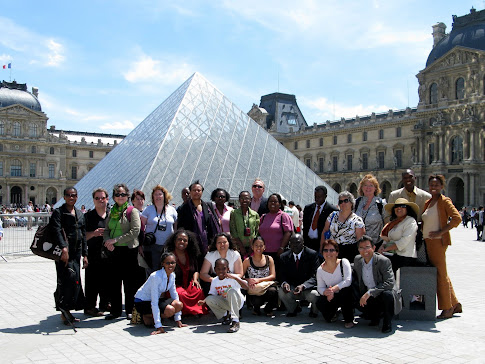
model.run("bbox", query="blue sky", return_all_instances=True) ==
[0,1,479,134]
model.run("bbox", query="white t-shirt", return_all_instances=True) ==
[141,204,177,246]
[204,249,241,274]
[209,277,245,308]
[316,258,352,295]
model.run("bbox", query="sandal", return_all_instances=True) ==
[222,313,232,325]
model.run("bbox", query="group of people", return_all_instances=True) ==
[50,169,462,335]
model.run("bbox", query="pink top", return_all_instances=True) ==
[213,202,233,233]
[259,210,294,253]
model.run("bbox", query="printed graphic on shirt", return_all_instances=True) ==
[214,284,233,298]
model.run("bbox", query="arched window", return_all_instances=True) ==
[451,135,463,164]
[29,123,38,137]
[430,82,438,104]
[13,122,21,136]
[10,159,22,176]
[0,121,4,135]
[456,77,465,99]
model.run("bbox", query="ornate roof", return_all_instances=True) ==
[0,80,42,111]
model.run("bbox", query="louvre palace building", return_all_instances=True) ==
[0,80,123,206]
[249,8,485,209]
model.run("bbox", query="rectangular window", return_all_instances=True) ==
[72,150,77,157]
[71,166,77,179]
[429,143,435,164]
[319,158,324,173]
[305,158,311,168]
[306,140,310,148]
[396,127,402,138]
[332,156,338,172]
[347,134,352,143]
[378,151,385,169]
[10,164,21,177]
[89,151,94,158]
[49,164,55,178]
[319,138,323,147]
[363,131,367,141]
[0,161,3,176]
[30,163,36,177]
[379,129,384,139]
[362,153,368,170]
[333,136,337,145]
[294,141,298,150]
[395,150,402,168]
[347,155,352,171]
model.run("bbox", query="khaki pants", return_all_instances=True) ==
[205,288,242,321]
[425,238,458,310]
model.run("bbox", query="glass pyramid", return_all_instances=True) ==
[67,72,337,209]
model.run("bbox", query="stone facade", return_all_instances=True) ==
[250,9,485,208]
[0,82,123,206]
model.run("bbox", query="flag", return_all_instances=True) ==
[3,63,11,69]
[8,63,11,69]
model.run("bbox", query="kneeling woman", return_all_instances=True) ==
[316,239,354,328]
[242,236,278,317]
[134,252,187,335]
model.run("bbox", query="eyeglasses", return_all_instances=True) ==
[358,245,373,250]
[114,193,129,197]
[322,249,336,253]
[94,196,106,201]
[65,193,77,198]
[338,198,350,204]
[394,204,407,209]
[252,185,264,189]
[216,195,226,199]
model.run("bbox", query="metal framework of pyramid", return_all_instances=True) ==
[68,72,337,209]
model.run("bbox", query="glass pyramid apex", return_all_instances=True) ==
[66,72,337,209]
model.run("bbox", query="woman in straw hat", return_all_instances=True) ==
[378,198,418,273]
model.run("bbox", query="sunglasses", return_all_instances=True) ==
[252,185,264,189]
[114,193,129,197]
[94,196,107,201]
[164,261,176,265]
[65,193,77,198]
[394,204,407,209]
[338,198,350,204]
[322,248,336,253]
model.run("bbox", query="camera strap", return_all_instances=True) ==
[152,205,165,234]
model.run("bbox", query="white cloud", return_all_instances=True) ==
[123,52,193,85]
[301,96,392,122]
[0,16,66,67]
[100,120,135,131]
[47,39,65,66]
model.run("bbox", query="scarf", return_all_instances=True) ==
[110,201,128,221]
[381,215,406,237]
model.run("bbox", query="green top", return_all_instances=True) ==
[229,207,260,247]
[104,205,141,248]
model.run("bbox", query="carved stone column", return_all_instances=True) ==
[415,137,421,164]
[434,133,440,163]
[464,129,470,161]
[440,133,446,164]
[470,130,476,161]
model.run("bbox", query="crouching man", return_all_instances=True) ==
[353,235,402,333]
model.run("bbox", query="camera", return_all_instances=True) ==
[158,224,167,231]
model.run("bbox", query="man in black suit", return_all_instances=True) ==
[278,233,320,317]
[302,186,338,253]
[250,178,269,216]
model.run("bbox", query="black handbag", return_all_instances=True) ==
[143,232,156,246]
[30,223,67,261]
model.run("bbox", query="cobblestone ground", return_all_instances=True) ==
[1,225,484,363]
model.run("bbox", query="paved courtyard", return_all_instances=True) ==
[1,225,484,363]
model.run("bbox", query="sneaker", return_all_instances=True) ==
[222,313,232,325]
[227,321,240,333]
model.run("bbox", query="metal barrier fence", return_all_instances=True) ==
[0,212,51,258]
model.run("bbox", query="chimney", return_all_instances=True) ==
[432,22,447,48]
